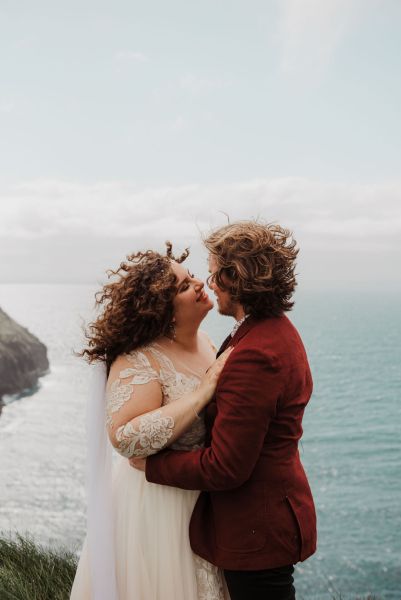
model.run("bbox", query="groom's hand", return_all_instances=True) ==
[129,456,147,471]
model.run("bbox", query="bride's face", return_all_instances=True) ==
[171,261,213,327]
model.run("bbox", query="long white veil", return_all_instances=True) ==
[86,362,119,600]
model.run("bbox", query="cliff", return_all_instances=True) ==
[0,307,49,411]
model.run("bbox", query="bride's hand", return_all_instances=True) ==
[197,346,233,402]
[130,456,146,471]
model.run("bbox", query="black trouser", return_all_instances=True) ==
[224,565,295,600]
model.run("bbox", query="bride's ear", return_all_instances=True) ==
[167,318,177,340]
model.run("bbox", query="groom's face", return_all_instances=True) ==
[207,254,237,317]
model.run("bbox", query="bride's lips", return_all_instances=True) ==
[197,290,209,302]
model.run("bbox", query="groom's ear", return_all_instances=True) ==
[220,266,236,286]
[225,266,237,281]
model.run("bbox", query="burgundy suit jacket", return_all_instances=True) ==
[146,315,317,570]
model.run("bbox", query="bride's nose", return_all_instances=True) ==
[194,280,204,292]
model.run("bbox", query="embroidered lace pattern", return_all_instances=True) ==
[194,555,226,600]
[148,345,207,452]
[106,351,159,428]
[115,409,174,458]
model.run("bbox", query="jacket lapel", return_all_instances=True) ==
[216,334,232,357]
[206,317,256,443]
[216,316,256,355]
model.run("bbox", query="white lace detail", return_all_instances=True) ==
[105,380,133,427]
[194,555,226,600]
[230,314,249,337]
[147,346,207,451]
[125,351,159,383]
[115,409,175,458]
[106,350,159,427]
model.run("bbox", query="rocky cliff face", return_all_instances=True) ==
[0,307,49,411]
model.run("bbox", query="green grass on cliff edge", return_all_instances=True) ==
[0,534,77,600]
[0,533,382,600]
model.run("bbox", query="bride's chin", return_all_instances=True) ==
[199,301,214,319]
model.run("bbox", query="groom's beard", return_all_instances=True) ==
[216,297,237,317]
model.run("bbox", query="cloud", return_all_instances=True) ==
[275,0,375,75]
[1,176,400,287]
[1,177,400,245]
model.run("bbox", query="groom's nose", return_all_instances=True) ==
[207,273,217,290]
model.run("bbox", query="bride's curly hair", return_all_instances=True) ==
[204,220,298,318]
[80,242,189,371]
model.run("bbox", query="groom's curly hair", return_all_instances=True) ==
[80,242,189,372]
[204,220,298,318]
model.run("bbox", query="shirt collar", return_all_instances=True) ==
[230,314,249,338]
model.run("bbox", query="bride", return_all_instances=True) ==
[70,244,231,600]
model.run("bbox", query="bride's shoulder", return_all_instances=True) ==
[110,344,161,379]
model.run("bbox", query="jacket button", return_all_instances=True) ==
[251,529,256,534]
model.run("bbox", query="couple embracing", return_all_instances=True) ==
[70,220,317,600]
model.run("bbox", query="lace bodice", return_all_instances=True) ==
[106,342,207,455]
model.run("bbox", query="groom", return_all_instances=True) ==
[144,221,316,599]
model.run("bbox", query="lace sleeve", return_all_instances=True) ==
[114,411,175,458]
[106,350,159,427]
[106,349,175,458]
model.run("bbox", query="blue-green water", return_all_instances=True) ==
[292,292,401,599]
[0,285,400,599]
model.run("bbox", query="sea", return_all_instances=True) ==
[0,284,400,600]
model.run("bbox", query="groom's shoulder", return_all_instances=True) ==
[248,313,294,337]
[245,314,303,355]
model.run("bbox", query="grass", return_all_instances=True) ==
[0,533,383,600]
[0,534,77,600]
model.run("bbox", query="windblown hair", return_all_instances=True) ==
[204,221,298,318]
[80,243,189,370]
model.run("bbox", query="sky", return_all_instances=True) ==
[0,0,400,289]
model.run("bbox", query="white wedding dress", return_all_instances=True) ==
[70,340,228,600]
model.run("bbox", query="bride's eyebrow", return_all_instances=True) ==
[177,275,190,290]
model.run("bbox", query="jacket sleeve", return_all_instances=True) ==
[145,345,283,491]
